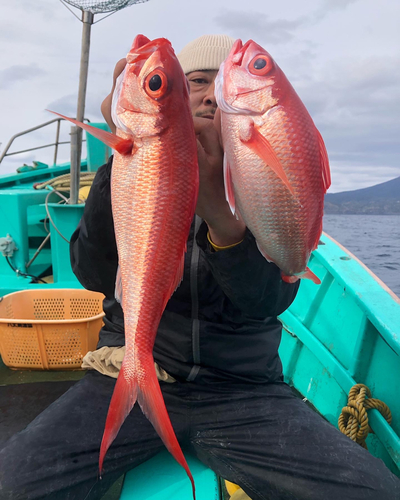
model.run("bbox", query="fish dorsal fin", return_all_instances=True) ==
[223,153,236,215]
[171,251,185,294]
[115,265,123,307]
[240,121,296,198]
[161,249,186,312]
[315,127,331,192]
[47,110,134,155]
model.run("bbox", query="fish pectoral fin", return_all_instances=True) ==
[47,110,134,155]
[240,121,296,198]
[281,267,321,285]
[223,153,236,215]
[315,127,331,192]
[114,265,123,307]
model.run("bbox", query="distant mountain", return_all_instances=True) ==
[325,176,400,215]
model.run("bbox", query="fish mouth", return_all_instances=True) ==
[119,103,151,115]
[235,84,272,99]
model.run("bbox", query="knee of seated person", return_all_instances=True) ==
[0,450,35,499]
[354,460,400,499]
[0,472,26,500]
[377,471,400,499]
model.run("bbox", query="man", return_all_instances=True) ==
[0,35,398,500]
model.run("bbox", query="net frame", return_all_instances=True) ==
[59,0,149,202]
[62,0,149,15]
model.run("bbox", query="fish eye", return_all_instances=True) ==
[249,55,272,76]
[144,69,168,99]
[149,74,162,91]
[254,58,266,70]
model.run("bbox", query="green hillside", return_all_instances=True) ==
[325,176,400,215]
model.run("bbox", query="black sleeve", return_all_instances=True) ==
[196,221,300,318]
[70,157,118,299]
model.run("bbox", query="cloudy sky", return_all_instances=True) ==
[1,0,399,192]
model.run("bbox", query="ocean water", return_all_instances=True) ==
[322,215,400,297]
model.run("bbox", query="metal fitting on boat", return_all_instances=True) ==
[0,234,17,257]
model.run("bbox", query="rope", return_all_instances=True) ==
[34,172,96,244]
[44,191,71,244]
[338,384,392,449]
[33,172,96,191]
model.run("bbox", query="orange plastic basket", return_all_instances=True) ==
[0,289,105,370]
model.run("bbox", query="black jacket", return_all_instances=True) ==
[70,157,299,384]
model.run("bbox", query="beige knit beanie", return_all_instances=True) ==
[177,34,236,75]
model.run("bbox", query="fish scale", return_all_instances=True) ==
[216,39,330,282]
[49,36,199,499]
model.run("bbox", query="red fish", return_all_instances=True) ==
[49,35,198,497]
[215,39,331,284]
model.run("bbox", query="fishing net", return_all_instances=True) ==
[62,0,149,15]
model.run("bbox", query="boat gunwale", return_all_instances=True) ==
[313,232,400,357]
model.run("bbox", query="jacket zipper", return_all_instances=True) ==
[186,215,201,381]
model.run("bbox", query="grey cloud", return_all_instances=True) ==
[0,23,21,41]
[328,164,400,193]
[278,54,400,177]
[0,65,46,90]
[47,92,105,122]
[47,94,78,117]
[0,22,60,47]
[322,0,359,7]
[15,0,59,17]
[313,0,360,21]
[214,10,307,45]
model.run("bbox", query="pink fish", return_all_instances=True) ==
[50,35,198,497]
[215,39,331,284]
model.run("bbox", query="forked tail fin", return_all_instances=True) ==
[99,360,196,499]
[99,363,138,473]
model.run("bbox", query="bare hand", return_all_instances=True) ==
[101,58,127,134]
[193,117,246,247]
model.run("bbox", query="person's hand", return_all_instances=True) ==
[101,58,127,134]
[193,116,246,247]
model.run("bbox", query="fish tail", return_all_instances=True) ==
[99,363,138,475]
[137,357,196,500]
[98,359,195,499]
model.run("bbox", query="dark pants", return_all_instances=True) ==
[0,371,399,500]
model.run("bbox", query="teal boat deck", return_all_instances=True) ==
[279,233,400,476]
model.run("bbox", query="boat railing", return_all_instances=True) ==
[0,117,90,167]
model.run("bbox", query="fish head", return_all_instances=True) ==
[112,35,189,138]
[215,39,283,116]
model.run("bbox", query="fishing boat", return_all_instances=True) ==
[0,123,399,499]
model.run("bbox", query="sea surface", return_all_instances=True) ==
[322,215,400,298]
